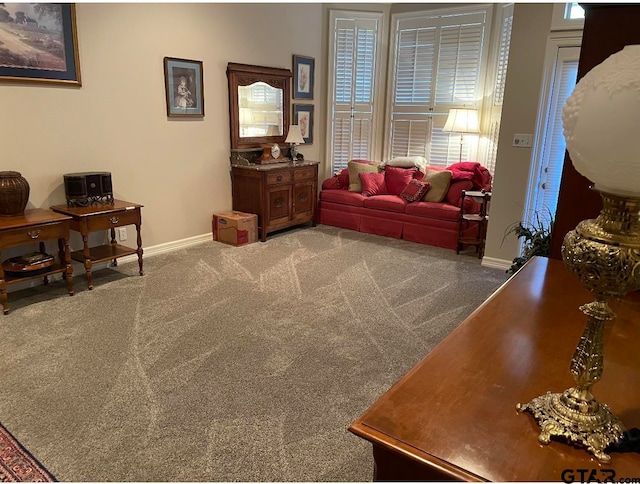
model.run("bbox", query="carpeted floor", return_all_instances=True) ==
[0,225,508,481]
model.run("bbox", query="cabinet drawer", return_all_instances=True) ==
[293,167,316,181]
[86,210,140,232]
[266,171,292,185]
[0,221,67,247]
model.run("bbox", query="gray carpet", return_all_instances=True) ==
[0,225,508,481]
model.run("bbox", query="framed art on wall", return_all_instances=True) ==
[163,57,204,118]
[0,3,81,86]
[293,54,314,100]
[293,104,314,144]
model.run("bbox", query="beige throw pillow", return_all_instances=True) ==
[422,169,453,202]
[348,161,381,192]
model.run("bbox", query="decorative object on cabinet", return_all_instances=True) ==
[3,251,54,276]
[293,104,314,144]
[285,125,305,162]
[456,190,491,259]
[50,200,144,290]
[231,162,319,242]
[257,143,286,164]
[163,57,204,118]
[504,210,553,275]
[0,3,81,86]
[442,108,480,162]
[0,171,30,216]
[293,55,314,100]
[63,172,113,207]
[516,44,640,463]
[227,62,292,150]
[0,209,74,315]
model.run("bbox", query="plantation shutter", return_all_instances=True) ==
[485,4,514,174]
[534,48,579,218]
[388,9,490,167]
[329,13,382,172]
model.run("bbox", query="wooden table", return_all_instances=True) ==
[0,209,74,314]
[50,200,143,289]
[349,257,640,481]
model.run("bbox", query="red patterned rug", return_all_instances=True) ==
[0,423,55,482]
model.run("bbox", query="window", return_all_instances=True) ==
[385,6,492,167]
[327,10,384,172]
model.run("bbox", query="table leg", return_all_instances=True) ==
[40,241,49,284]
[135,223,143,275]
[82,234,93,290]
[110,227,118,267]
[59,237,74,296]
[0,249,7,315]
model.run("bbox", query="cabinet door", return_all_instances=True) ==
[267,186,292,227]
[292,182,314,222]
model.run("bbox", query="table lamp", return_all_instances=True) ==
[442,108,480,162]
[517,44,640,462]
[285,125,305,162]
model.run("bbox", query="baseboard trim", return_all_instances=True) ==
[481,256,511,271]
[6,233,212,293]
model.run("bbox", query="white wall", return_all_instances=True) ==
[0,3,324,251]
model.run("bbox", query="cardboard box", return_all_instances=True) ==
[212,211,258,246]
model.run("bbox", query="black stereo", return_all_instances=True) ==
[63,172,114,207]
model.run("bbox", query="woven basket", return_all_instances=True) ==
[0,171,30,216]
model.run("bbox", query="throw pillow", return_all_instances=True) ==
[384,156,428,172]
[422,169,453,202]
[400,179,431,202]
[337,168,350,189]
[348,161,381,192]
[384,166,416,195]
[359,172,388,197]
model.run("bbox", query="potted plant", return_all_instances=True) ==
[504,211,554,275]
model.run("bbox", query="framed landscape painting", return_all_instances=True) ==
[164,57,204,118]
[0,3,81,85]
[293,104,314,144]
[293,54,314,100]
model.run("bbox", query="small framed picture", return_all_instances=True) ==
[293,104,314,145]
[293,54,314,100]
[163,57,204,117]
[0,3,81,86]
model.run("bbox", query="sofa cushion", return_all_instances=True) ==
[405,201,460,221]
[423,169,452,202]
[363,195,408,213]
[384,166,416,195]
[348,160,381,192]
[400,179,431,202]
[322,176,341,190]
[337,168,350,188]
[445,179,474,207]
[320,189,366,207]
[359,171,388,197]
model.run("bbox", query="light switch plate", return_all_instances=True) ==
[513,134,533,148]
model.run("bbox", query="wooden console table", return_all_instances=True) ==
[349,257,640,481]
[0,209,74,315]
[50,200,143,290]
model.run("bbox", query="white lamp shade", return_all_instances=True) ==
[285,125,305,144]
[442,109,480,134]
[562,44,640,196]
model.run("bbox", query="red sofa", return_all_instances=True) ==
[317,162,492,251]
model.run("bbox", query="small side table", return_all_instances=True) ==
[457,190,491,259]
[0,209,74,315]
[50,200,143,289]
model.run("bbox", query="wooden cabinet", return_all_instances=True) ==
[231,162,319,241]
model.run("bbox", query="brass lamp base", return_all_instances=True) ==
[517,390,624,463]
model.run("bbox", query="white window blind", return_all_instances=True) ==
[328,12,382,172]
[387,8,491,167]
[533,48,579,218]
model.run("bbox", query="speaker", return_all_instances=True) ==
[63,172,114,207]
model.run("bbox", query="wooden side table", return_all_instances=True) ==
[0,209,74,315]
[50,200,143,290]
[457,190,491,259]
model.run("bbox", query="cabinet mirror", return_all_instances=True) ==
[227,62,292,150]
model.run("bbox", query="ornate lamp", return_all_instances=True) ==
[285,125,305,162]
[442,108,480,162]
[517,45,640,462]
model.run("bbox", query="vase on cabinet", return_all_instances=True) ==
[0,171,30,216]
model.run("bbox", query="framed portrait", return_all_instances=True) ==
[0,3,81,86]
[163,57,204,118]
[293,54,314,100]
[293,104,314,145]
